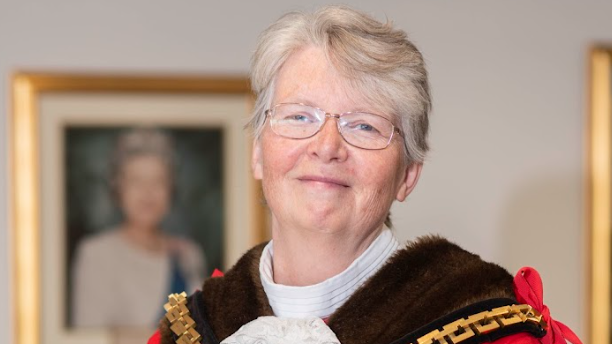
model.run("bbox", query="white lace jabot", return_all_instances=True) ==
[259,228,399,319]
[221,317,340,344]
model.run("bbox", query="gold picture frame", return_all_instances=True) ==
[589,47,612,344]
[10,73,269,344]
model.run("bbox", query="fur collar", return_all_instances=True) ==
[159,236,514,344]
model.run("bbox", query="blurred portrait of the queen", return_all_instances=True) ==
[71,128,206,328]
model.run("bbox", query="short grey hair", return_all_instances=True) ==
[110,128,175,188]
[248,5,431,163]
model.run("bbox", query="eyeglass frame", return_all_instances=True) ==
[263,102,403,150]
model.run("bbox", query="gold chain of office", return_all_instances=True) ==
[164,292,201,344]
[163,292,547,344]
[409,303,547,344]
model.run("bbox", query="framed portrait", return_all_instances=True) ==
[11,73,269,344]
[589,47,612,344]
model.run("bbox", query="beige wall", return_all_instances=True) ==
[2,1,608,343]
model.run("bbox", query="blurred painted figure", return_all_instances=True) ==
[72,128,205,328]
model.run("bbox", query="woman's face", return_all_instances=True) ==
[117,155,171,230]
[252,46,422,239]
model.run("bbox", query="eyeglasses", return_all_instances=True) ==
[264,103,401,150]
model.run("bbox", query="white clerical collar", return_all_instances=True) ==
[259,228,400,319]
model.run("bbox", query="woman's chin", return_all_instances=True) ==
[296,212,351,234]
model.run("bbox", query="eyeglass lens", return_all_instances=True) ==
[268,103,395,150]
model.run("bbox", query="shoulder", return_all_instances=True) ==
[202,242,268,302]
[398,234,502,265]
[166,236,202,257]
[327,236,524,344]
[393,235,515,304]
[157,243,272,344]
[165,236,206,277]
[328,235,514,333]
[75,229,123,257]
[200,243,273,340]
[395,235,513,279]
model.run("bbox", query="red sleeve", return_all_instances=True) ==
[147,330,161,344]
[513,267,582,344]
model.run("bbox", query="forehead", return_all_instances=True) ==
[273,46,387,115]
[120,154,169,172]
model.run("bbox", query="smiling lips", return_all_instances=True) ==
[297,175,350,188]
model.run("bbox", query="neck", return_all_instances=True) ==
[121,223,164,252]
[271,219,383,286]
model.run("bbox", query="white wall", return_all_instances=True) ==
[2,1,609,343]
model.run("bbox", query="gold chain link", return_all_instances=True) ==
[164,292,202,344]
[413,304,547,344]
[163,292,545,344]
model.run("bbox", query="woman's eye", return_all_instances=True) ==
[291,114,308,121]
[349,122,380,134]
[357,123,374,131]
[282,113,313,122]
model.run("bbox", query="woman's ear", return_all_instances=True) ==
[251,138,263,180]
[395,163,422,201]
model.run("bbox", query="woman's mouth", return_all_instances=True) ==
[297,175,350,188]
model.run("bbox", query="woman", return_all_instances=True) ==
[72,128,205,328]
[150,6,580,344]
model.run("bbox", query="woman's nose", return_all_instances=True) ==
[306,116,349,162]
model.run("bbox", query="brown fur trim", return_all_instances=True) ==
[200,243,274,340]
[327,235,514,344]
[158,312,173,344]
[158,243,273,344]
[158,236,514,344]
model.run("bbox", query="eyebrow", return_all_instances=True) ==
[278,99,376,115]
[279,98,312,106]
